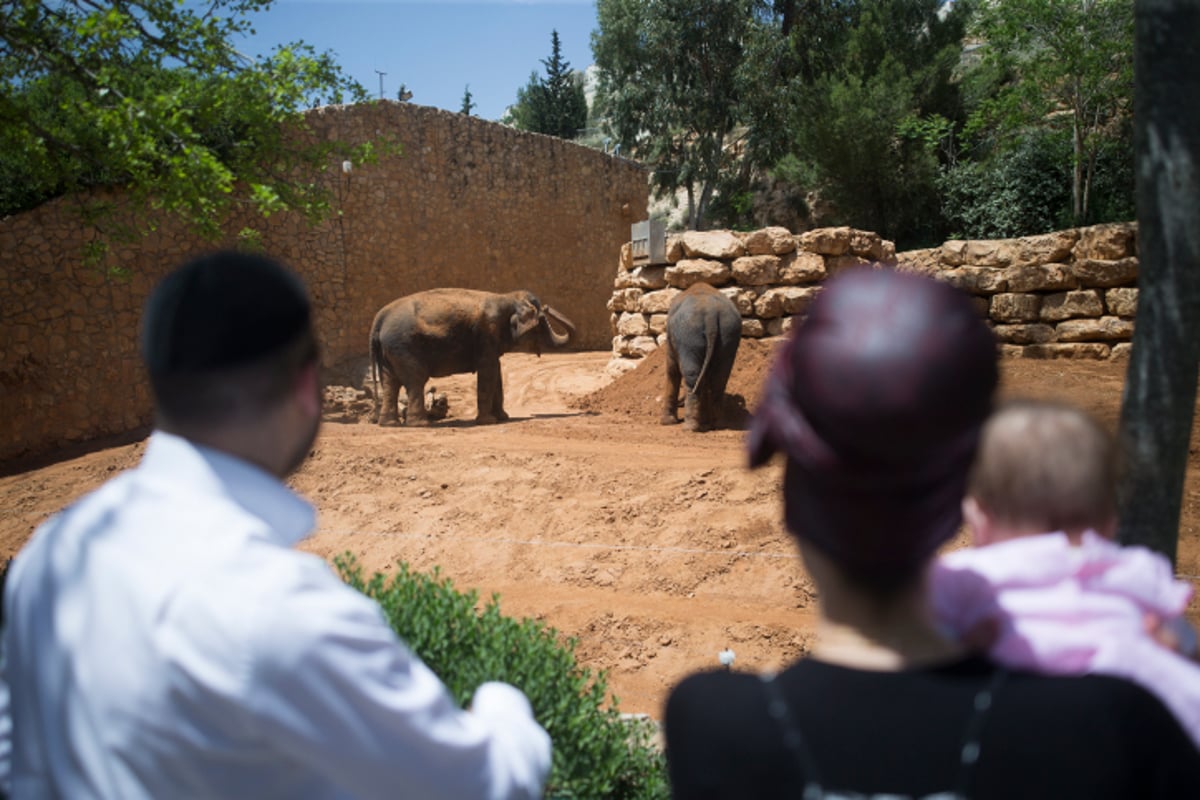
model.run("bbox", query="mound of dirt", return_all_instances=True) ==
[571,337,783,427]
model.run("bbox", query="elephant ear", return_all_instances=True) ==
[510,301,540,341]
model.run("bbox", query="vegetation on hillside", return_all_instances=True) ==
[590,0,1135,247]
[4,1,1135,251]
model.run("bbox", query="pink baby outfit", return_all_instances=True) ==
[932,531,1200,749]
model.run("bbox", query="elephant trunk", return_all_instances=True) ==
[541,306,575,347]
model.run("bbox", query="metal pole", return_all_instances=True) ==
[374,70,387,100]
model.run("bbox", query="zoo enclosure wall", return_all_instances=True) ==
[0,101,649,463]
[608,222,1139,364]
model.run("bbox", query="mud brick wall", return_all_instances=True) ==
[607,222,1138,365]
[0,101,648,462]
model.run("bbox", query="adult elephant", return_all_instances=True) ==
[661,282,742,432]
[369,288,575,426]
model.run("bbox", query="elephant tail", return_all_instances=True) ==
[369,326,384,401]
[694,324,719,393]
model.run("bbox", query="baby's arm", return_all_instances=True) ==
[1145,614,1200,663]
[928,559,1003,650]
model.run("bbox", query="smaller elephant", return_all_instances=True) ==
[661,282,742,432]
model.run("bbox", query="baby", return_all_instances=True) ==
[932,398,1200,746]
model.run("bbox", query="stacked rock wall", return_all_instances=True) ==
[608,222,1137,362]
[609,226,896,357]
[902,223,1137,359]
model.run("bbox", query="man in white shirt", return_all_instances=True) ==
[0,251,551,799]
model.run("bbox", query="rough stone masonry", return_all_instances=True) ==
[608,222,1137,365]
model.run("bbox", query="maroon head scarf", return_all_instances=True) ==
[747,267,998,586]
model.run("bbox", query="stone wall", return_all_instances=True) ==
[0,101,648,463]
[608,222,1137,363]
[899,223,1138,359]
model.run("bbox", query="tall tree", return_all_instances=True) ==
[508,30,587,139]
[460,85,477,116]
[593,0,755,230]
[507,71,544,131]
[539,30,588,139]
[786,0,971,247]
[0,0,371,243]
[968,0,1135,226]
[715,6,814,224]
[1116,0,1200,564]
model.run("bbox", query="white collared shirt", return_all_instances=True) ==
[0,432,550,799]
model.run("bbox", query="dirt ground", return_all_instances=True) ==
[2,342,1199,721]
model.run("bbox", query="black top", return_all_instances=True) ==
[665,655,1200,799]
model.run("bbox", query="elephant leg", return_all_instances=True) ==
[706,339,738,430]
[701,383,721,430]
[699,376,723,430]
[661,342,683,425]
[403,375,432,426]
[707,381,731,429]
[683,390,706,432]
[475,358,503,424]
[491,376,509,422]
[377,369,403,427]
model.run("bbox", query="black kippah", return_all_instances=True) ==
[141,251,312,373]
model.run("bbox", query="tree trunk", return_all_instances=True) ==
[1082,136,1096,224]
[1116,0,1200,564]
[1080,95,1089,224]
[696,180,715,232]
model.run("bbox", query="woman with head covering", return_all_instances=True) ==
[662,267,1200,799]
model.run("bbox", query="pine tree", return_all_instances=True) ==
[509,30,587,139]
[539,30,588,139]
[460,85,477,116]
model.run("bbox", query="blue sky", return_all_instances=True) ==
[238,0,600,121]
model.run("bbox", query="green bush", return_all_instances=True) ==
[939,130,1072,239]
[939,124,1135,240]
[335,555,670,799]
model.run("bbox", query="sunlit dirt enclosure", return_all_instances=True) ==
[2,342,1199,720]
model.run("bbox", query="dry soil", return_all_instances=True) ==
[2,343,1198,720]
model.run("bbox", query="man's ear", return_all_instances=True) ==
[294,361,320,418]
[962,496,994,547]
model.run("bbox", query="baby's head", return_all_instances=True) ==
[964,398,1119,545]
